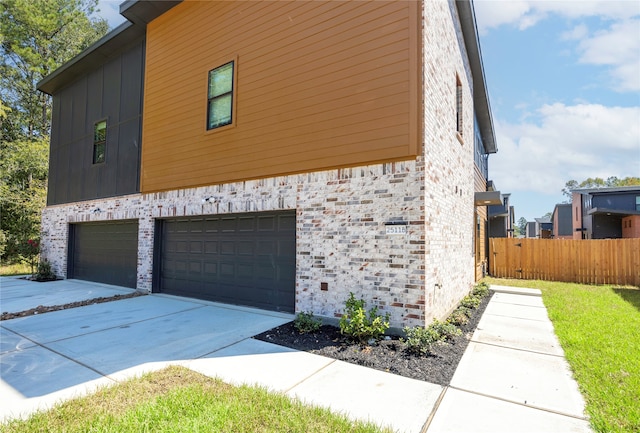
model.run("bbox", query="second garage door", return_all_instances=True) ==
[68,220,139,288]
[157,211,296,313]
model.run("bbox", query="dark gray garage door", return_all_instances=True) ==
[68,220,138,288]
[157,211,296,313]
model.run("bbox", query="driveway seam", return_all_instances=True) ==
[469,340,565,358]
[447,385,589,421]
[284,358,338,394]
[420,385,448,433]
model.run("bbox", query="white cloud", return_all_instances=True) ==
[474,0,640,33]
[490,103,640,195]
[575,19,640,92]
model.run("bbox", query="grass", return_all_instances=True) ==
[0,366,391,433]
[485,277,640,433]
[0,262,30,276]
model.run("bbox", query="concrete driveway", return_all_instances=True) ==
[0,277,293,421]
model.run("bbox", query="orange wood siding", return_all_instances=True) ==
[141,0,420,193]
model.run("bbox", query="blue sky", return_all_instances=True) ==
[94,0,640,222]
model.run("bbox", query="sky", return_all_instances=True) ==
[93,0,640,222]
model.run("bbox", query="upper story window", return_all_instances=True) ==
[207,61,234,130]
[93,120,106,164]
[474,117,488,179]
[636,196,640,211]
[456,74,463,141]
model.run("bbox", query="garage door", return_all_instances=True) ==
[158,211,295,313]
[68,221,138,288]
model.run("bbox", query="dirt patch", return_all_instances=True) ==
[1,291,146,321]
[254,291,492,386]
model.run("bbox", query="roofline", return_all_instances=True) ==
[455,0,497,154]
[37,1,181,95]
[573,186,640,194]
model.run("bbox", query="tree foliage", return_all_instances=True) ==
[1,0,108,141]
[562,176,640,201]
[0,0,108,261]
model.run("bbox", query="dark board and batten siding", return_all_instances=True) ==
[142,1,421,193]
[47,38,145,205]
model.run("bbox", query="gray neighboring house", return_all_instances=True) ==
[552,203,573,239]
[488,193,514,238]
[572,186,640,239]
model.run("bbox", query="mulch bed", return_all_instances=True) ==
[0,291,146,321]
[254,291,492,386]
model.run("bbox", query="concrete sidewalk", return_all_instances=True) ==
[0,278,592,432]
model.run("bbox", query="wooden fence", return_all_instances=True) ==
[489,238,640,287]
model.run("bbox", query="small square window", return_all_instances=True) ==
[93,120,106,164]
[207,61,234,130]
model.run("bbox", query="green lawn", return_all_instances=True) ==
[0,366,390,433]
[0,262,30,276]
[485,277,640,433]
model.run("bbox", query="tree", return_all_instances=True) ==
[562,176,640,201]
[1,0,108,141]
[516,217,527,237]
[0,0,108,261]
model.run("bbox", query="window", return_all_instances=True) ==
[207,61,234,130]
[456,75,463,139]
[93,120,106,164]
[636,196,640,211]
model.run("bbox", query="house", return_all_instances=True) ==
[488,193,514,238]
[36,0,498,328]
[552,203,573,239]
[525,221,537,238]
[572,186,640,239]
[536,217,553,239]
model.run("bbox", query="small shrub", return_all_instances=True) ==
[339,292,390,343]
[460,294,481,309]
[447,308,470,326]
[430,319,462,341]
[293,311,322,334]
[472,281,490,298]
[403,325,440,355]
[34,259,57,281]
[403,319,462,355]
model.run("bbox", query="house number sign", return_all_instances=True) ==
[385,225,407,235]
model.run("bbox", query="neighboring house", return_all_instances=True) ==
[525,218,551,239]
[572,186,640,239]
[525,221,537,238]
[488,193,514,238]
[552,203,573,239]
[536,217,553,239]
[37,0,499,328]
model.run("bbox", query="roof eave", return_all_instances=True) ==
[456,0,497,154]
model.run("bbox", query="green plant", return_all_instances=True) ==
[294,311,322,333]
[403,319,462,355]
[402,325,440,355]
[472,281,489,298]
[20,238,40,275]
[459,294,481,309]
[339,292,390,343]
[430,319,462,340]
[34,259,56,281]
[447,308,470,326]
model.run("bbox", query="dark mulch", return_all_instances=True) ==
[254,291,492,386]
[0,291,146,321]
